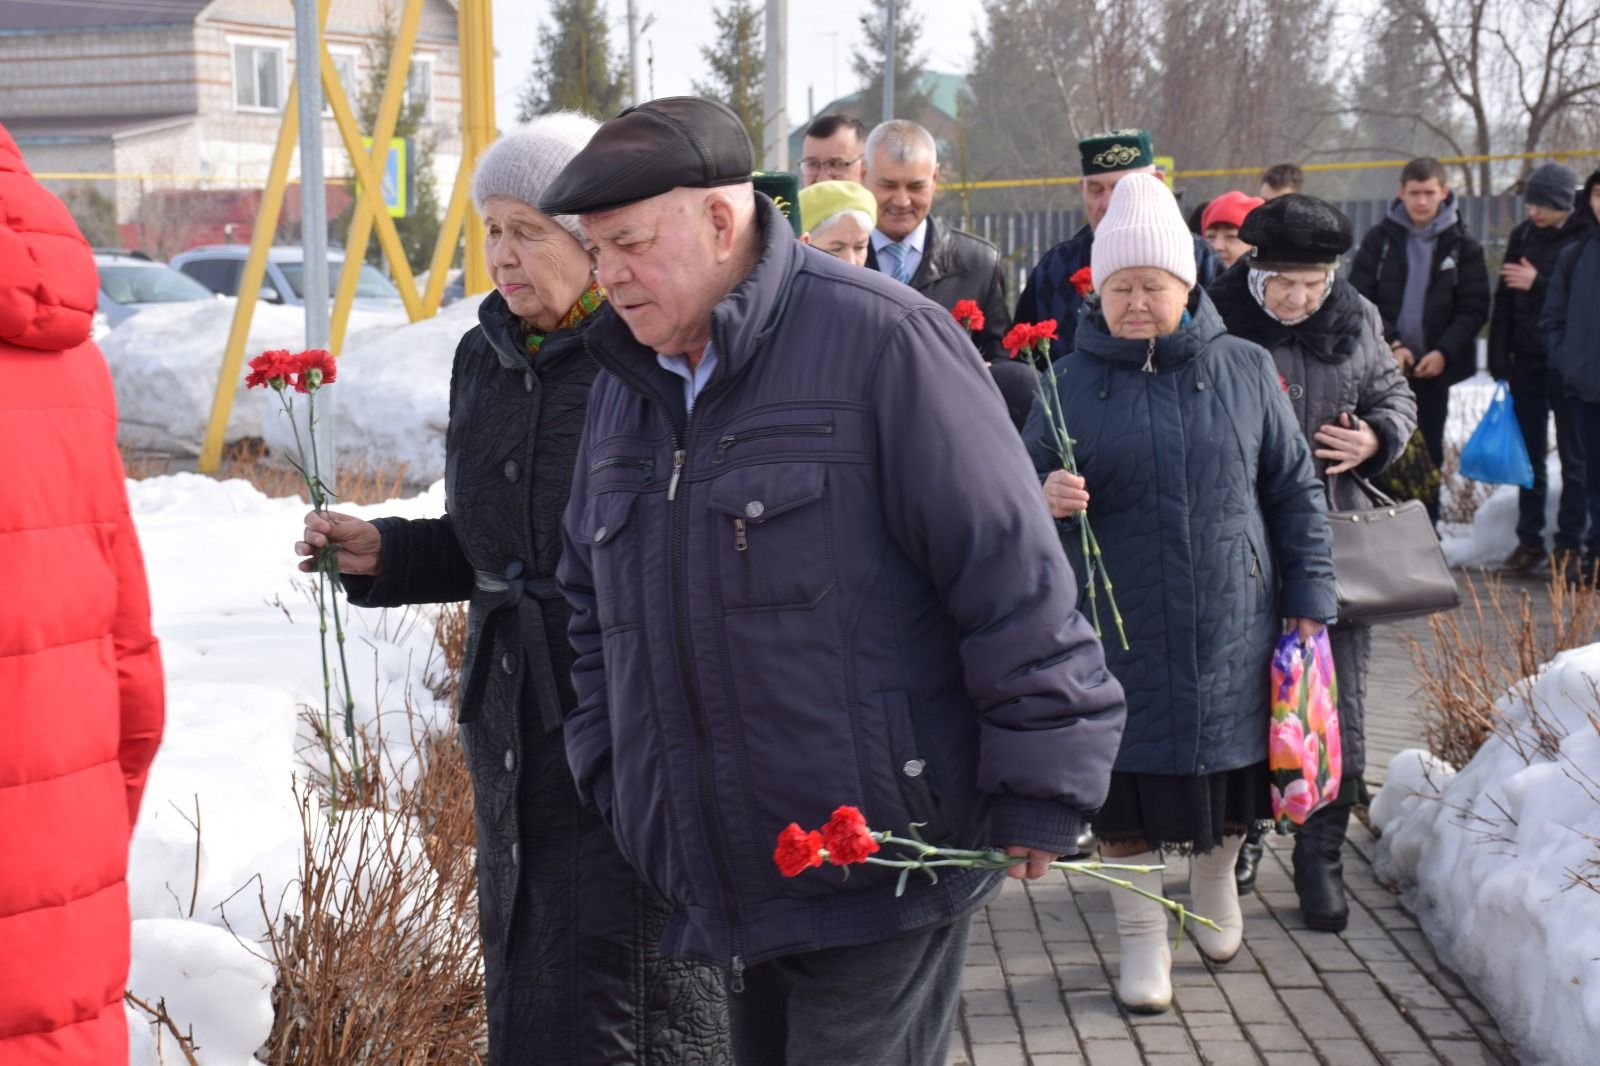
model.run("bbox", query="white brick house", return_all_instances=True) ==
[0,0,464,222]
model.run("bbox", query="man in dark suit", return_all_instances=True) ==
[863,119,1012,361]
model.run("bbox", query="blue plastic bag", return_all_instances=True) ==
[1458,381,1535,489]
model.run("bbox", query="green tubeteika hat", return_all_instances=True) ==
[1079,129,1154,176]
[753,171,802,236]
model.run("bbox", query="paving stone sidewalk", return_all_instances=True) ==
[947,574,1541,1065]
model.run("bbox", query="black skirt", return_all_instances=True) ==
[1091,760,1271,855]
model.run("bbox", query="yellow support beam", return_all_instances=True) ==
[321,53,425,322]
[198,0,332,472]
[423,153,473,317]
[327,0,424,354]
[461,0,494,296]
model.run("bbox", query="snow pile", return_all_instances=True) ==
[260,295,484,484]
[122,473,450,1062]
[102,300,408,455]
[1375,646,1600,1066]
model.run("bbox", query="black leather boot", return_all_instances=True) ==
[1234,823,1265,890]
[1292,805,1350,932]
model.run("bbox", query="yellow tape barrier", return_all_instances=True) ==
[942,148,1600,192]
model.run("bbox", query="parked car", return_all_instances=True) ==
[94,252,220,329]
[168,245,405,311]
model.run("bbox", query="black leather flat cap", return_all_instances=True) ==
[538,96,755,216]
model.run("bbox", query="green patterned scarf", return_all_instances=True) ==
[524,282,606,354]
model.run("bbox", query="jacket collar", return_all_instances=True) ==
[1207,260,1363,364]
[582,193,803,406]
[478,288,592,373]
[1075,287,1226,371]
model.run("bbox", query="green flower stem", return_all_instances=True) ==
[279,389,340,814]
[307,390,363,795]
[1026,346,1128,648]
[856,833,1221,933]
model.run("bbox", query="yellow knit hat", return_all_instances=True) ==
[799,180,878,233]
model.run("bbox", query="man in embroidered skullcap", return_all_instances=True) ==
[1015,129,1219,355]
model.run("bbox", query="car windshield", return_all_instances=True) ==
[278,261,401,301]
[99,264,216,305]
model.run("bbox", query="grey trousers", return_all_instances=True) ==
[727,916,972,1065]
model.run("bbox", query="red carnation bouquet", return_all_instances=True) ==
[775,806,1217,934]
[1003,322,1126,649]
[246,349,362,804]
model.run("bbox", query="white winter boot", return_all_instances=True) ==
[1109,850,1172,1013]
[1188,835,1246,963]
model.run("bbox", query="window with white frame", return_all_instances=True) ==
[233,41,286,111]
[405,56,434,123]
[326,48,359,114]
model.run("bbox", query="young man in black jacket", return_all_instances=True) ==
[1489,163,1589,577]
[1540,169,1600,581]
[1350,157,1491,521]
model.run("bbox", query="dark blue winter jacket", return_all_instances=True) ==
[1542,218,1600,404]
[558,196,1127,977]
[1022,290,1337,777]
[1015,223,1219,354]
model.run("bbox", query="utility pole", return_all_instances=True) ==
[762,0,788,170]
[882,1,897,122]
[293,0,333,473]
[627,0,643,106]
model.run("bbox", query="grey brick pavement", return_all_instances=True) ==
[948,575,1536,1065]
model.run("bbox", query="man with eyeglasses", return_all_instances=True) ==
[863,119,1011,361]
[798,114,867,187]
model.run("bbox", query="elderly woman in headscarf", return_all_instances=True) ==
[292,115,729,1064]
[1022,174,1336,1014]
[1208,194,1416,931]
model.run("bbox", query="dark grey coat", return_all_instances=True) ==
[342,292,728,1064]
[1023,289,1339,777]
[560,195,1127,977]
[1208,265,1419,777]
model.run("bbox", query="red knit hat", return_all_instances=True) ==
[1201,190,1265,233]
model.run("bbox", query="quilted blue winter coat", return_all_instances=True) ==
[1023,290,1337,777]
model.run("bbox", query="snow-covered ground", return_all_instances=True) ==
[123,473,449,1063]
[1374,649,1600,1066]
[103,296,483,484]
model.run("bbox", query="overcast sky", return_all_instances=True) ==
[489,0,986,132]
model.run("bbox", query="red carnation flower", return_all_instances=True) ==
[292,348,338,394]
[1002,322,1035,360]
[1031,320,1059,344]
[774,823,826,877]
[951,299,985,333]
[1069,266,1094,297]
[1279,374,1291,393]
[819,805,880,866]
[245,349,300,390]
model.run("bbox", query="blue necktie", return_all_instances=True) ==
[880,241,913,283]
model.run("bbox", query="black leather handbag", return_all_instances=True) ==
[1326,475,1459,625]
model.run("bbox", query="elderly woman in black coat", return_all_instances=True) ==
[293,116,728,1065]
[1208,194,1417,932]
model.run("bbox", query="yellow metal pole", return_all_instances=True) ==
[328,0,424,353]
[198,0,333,472]
[423,157,472,316]
[462,0,494,296]
[322,69,424,321]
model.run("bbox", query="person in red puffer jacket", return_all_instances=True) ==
[0,120,165,1064]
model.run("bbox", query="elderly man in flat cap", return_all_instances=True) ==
[1016,129,1219,354]
[543,97,1126,1065]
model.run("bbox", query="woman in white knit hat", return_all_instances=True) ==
[294,114,729,1063]
[1020,173,1337,1013]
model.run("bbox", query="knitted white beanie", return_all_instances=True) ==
[472,111,599,241]
[1090,172,1197,292]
